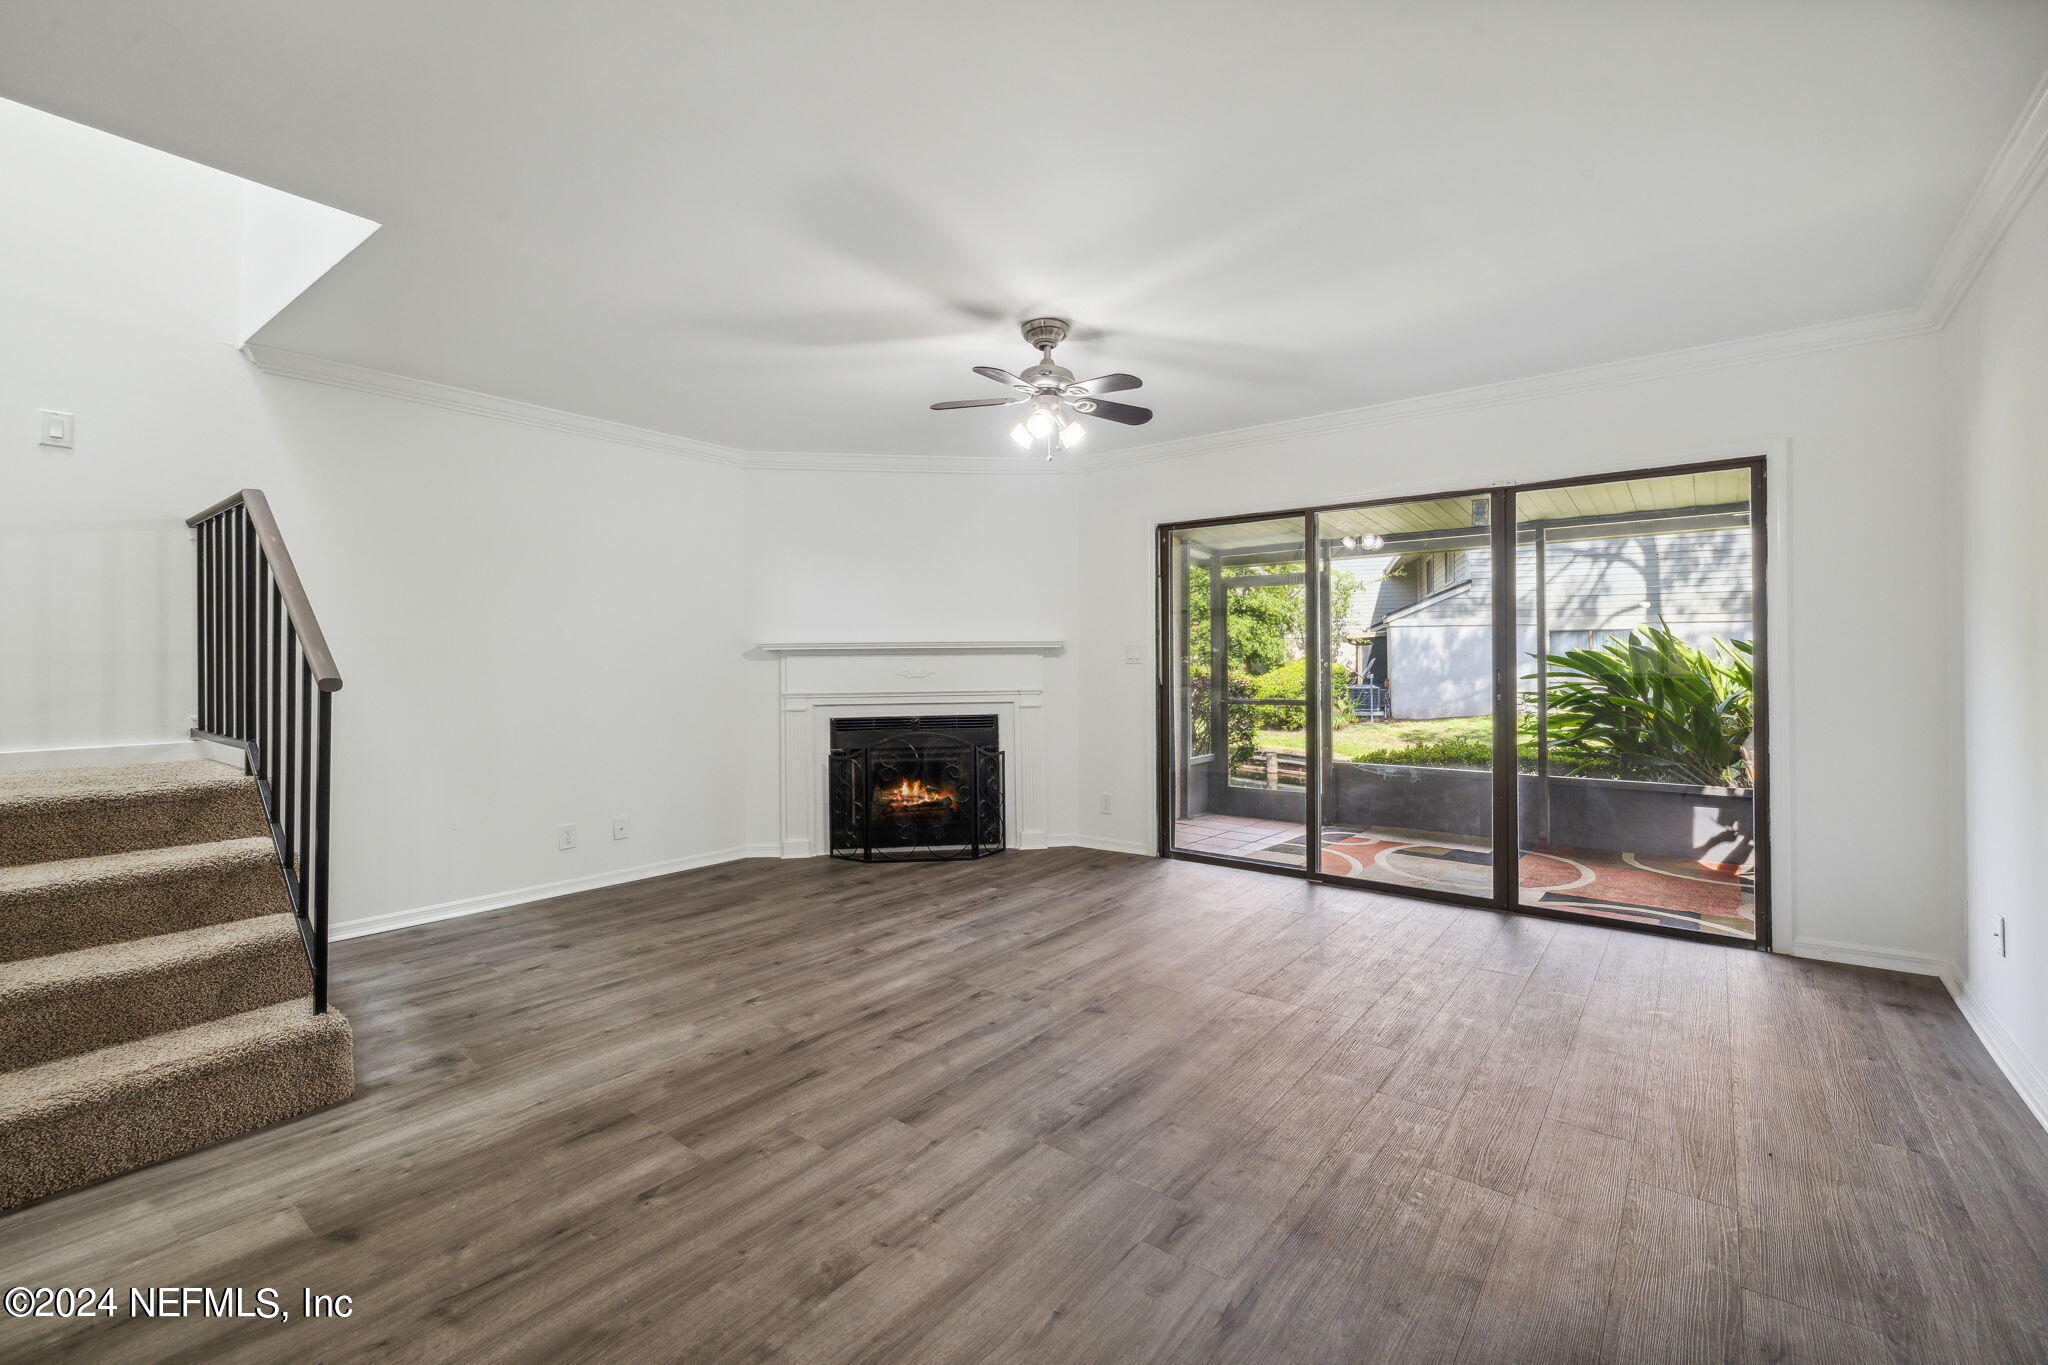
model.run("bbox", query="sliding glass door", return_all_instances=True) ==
[1158,459,1768,947]
[1513,468,1761,939]
[1164,516,1311,870]
[1308,496,1498,897]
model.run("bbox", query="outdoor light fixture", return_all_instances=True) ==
[1340,533,1386,552]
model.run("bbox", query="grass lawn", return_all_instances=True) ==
[1253,713,1643,776]
[1245,716,1581,769]
[1256,715,1495,762]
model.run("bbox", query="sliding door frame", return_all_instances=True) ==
[1154,456,1771,952]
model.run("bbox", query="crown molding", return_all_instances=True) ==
[241,344,748,468]
[744,448,1078,476]
[754,640,1065,655]
[1918,69,2048,328]
[240,307,1934,478]
[241,70,2048,479]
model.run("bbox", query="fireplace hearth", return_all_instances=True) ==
[829,715,1005,862]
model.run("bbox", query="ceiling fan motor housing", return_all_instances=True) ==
[1019,362,1074,387]
[1017,317,1074,388]
[1020,316,1070,352]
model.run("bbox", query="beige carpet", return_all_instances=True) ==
[0,760,352,1211]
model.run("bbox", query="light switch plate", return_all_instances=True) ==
[38,410,74,448]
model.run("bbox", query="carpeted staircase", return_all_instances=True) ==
[0,759,353,1210]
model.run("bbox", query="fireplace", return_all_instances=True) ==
[828,715,1005,862]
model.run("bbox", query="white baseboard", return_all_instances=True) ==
[1047,833,1154,856]
[0,739,215,773]
[330,846,752,941]
[1943,972,2048,1133]
[1787,936,1953,977]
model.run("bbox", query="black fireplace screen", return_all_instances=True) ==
[829,716,1005,861]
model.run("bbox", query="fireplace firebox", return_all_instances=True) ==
[828,715,1005,862]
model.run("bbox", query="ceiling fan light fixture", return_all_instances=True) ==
[930,318,1151,457]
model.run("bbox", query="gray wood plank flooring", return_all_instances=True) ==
[2,848,2043,1362]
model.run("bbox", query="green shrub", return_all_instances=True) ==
[1339,719,1627,777]
[1528,628,1753,786]
[1188,669,1259,770]
[1348,734,1494,768]
[1241,658,1353,730]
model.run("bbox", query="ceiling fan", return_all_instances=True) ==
[930,317,1151,457]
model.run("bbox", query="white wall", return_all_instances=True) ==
[0,100,750,931]
[1942,166,2048,1116]
[1074,337,1961,962]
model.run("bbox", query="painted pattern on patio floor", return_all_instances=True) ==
[1175,815,1755,939]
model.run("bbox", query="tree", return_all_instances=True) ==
[1185,558,1363,756]
[1185,560,1360,679]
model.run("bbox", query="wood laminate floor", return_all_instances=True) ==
[3,849,2045,1363]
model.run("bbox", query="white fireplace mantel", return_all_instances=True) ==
[766,642,1054,857]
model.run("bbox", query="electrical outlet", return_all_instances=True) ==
[612,815,630,841]
[558,823,578,851]
[1995,916,2007,957]
[1099,793,1113,814]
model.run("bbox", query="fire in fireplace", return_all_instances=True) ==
[875,776,957,818]
[829,715,1004,862]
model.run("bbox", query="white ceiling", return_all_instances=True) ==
[4,1,2046,457]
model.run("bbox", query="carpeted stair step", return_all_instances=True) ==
[0,1000,352,1211]
[0,837,286,962]
[0,760,267,868]
[0,915,311,1070]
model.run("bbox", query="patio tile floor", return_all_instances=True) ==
[1172,814,1755,939]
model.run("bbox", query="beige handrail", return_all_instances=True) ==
[186,489,344,692]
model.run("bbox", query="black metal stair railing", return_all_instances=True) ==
[187,490,342,1014]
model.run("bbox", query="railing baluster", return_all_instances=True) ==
[227,509,240,738]
[282,619,298,874]
[207,516,218,735]
[242,509,256,749]
[312,688,332,1015]
[267,576,281,820]
[297,661,312,887]
[223,511,233,740]
[203,519,216,736]
[197,518,209,734]
[194,518,205,734]
[215,515,225,734]
[207,517,218,734]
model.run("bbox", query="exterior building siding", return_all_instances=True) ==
[1379,528,1752,718]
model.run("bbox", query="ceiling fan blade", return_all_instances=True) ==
[1064,373,1142,396]
[1070,396,1153,426]
[930,396,1026,410]
[974,365,1033,391]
